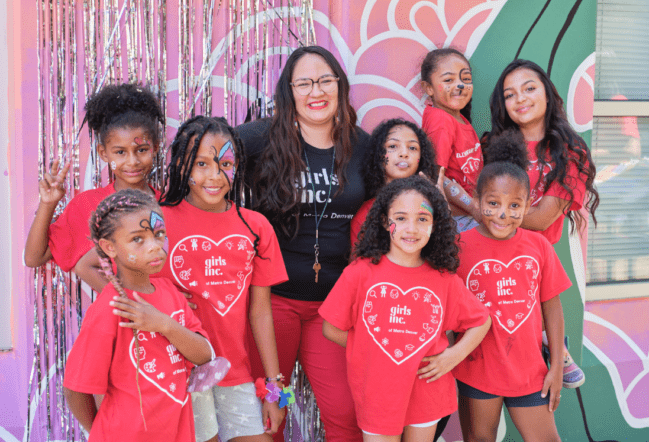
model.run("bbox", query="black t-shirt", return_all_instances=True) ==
[237,118,371,302]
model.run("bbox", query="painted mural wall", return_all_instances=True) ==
[1,0,647,441]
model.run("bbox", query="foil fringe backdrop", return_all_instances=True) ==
[30,1,318,440]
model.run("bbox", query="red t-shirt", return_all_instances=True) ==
[319,256,488,435]
[422,106,482,195]
[48,183,161,271]
[453,228,571,397]
[350,198,375,254]
[160,201,288,386]
[63,278,208,442]
[526,141,587,244]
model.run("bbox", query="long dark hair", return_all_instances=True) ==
[420,47,472,123]
[485,59,599,233]
[160,115,261,256]
[252,46,358,239]
[364,118,439,198]
[355,176,459,272]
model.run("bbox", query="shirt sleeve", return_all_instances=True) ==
[422,109,455,169]
[318,261,361,331]
[543,155,587,211]
[442,274,489,333]
[250,213,289,287]
[63,289,118,394]
[539,237,572,302]
[48,197,94,272]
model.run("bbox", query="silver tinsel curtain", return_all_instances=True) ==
[30,1,322,440]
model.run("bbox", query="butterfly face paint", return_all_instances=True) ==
[388,218,396,239]
[140,211,168,255]
[210,140,237,184]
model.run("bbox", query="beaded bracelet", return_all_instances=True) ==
[265,373,285,383]
[255,378,295,408]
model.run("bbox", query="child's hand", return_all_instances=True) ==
[39,159,70,206]
[262,399,285,435]
[541,366,562,412]
[183,292,197,310]
[418,348,459,382]
[110,294,171,333]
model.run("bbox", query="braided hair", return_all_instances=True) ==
[355,176,459,272]
[89,188,161,429]
[160,116,262,257]
[84,83,164,146]
[364,118,439,198]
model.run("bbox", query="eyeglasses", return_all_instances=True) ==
[291,75,340,96]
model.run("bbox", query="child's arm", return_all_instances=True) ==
[418,316,491,382]
[63,387,97,432]
[109,293,212,365]
[74,248,108,293]
[24,159,70,267]
[443,177,481,221]
[249,285,285,435]
[323,320,348,347]
[541,295,564,412]
[521,196,570,231]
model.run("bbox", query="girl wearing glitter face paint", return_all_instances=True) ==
[420,48,484,233]
[453,131,569,442]
[25,83,164,294]
[320,176,490,441]
[159,116,288,442]
[63,189,214,442]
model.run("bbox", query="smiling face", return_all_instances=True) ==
[291,53,339,129]
[424,54,473,120]
[185,132,236,213]
[386,190,434,264]
[503,68,548,138]
[98,127,157,191]
[383,125,422,184]
[100,208,168,277]
[476,175,531,240]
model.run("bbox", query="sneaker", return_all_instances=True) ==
[563,350,585,388]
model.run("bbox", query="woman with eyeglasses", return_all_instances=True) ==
[237,46,369,441]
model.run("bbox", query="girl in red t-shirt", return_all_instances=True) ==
[420,48,483,232]
[350,118,439,253]
[454,130,569,442]
[24,83,164,292]
[320,175,491,441]
[159,116,288,442]
[63,189,214,442]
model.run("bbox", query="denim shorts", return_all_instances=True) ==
[457,380,550,408]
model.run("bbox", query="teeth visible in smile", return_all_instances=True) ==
[308,101,327,109]
[396,162,409,168]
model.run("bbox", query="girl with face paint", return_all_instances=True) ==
[320,175,491,441]
[453,130,569,442]
[159,116,289,442]
[420,48,484,234]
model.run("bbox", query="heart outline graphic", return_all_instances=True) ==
[465,256,539,335]
[128,309,189,406]
[169,234,253,317]
[362,282,443,365]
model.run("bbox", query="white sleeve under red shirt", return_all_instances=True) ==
[349,198,375,255]
[453,228,572,397]
[159,201,288,386]
[63,277,208,442]
[422,106,482,195]
[319,256,488,435]
[526,140,588,244]
[48,183,161,271]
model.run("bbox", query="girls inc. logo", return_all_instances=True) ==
[205,256,227,276]
[389,304,412,324]
[296,169,339,204]
[497,277,517,296]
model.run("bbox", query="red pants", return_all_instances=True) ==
[248,294,363,442]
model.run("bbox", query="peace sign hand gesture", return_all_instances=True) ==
[39,158,71,206]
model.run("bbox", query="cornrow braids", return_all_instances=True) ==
[84,83,164,146]
[161,116,263,259]
[89,188,160,430]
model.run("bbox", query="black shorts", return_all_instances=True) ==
[457,380,550,408]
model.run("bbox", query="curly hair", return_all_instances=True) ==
[355,176,459,272]
[420,48,472,123]
[84,83,164,146]
[477,129,531,198]
[160,115,262,257]
[485,59,599,233]
[89,188,161,429]
[252,46,358,239]
[364,118,439,198]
